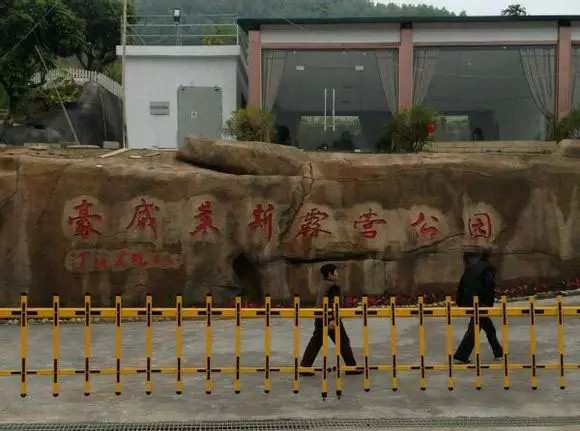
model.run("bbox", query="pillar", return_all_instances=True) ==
[398,25,414,111]
[248,30,262,108]
[557,21,572,121]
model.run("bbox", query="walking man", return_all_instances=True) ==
[454,246,503,364]
[299,264,361,376]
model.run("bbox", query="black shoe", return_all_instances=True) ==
[453,358,470,364]
[299,371,315,377]
[345,369,363,375]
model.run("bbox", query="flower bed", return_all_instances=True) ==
[224,278,580,308]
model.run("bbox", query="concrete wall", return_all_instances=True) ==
[413,22,558,44]
[117,46,243,149]
[260,24,400,45]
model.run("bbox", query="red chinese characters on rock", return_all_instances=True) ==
[190,201,220,237]
[354,209,387,239]
[410,212,440,240]
[67,199,103,239]
[66,249,182,272]
[469,213,493,241]
[296,208,331,238]
[126,199,160,239]
[70,251,90,270]
[249,203,274,240]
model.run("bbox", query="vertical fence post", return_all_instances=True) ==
[362,295,370,392]
[474,296,481,390]
[145,294,153,395]
[205,294,213,395]
[293,295,300,394]
[334,295,342,398]
[390,296,398,391]
[557,295,565,390]
[529,296,538,390]
[176,295,183,395]
[418,296,426,391]
[321,296,329,400]
[501,296,510,390]
[445,296,454,391]
[20,293,27,398]
[234,296,242,394]
[52,294,60,398]
[84,294,91,397]
[115,295,122,396]
[264,295,272,394]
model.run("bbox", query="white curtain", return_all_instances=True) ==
[375,50,398,114]
[573,46,580,109]
[262,51,287,112]
[413,49,438,106]
[519,47,556,121]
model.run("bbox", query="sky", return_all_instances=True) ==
[377,0,580,16]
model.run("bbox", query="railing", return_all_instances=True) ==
[0,294,573,399]
[30,68,123,99]
[127,14,240,47]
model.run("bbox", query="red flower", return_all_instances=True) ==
[426,123,437,136]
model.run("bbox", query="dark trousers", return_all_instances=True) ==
[454,317,503,362]
[300,318,357,367]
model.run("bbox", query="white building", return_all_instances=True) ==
[119,15,580,150]
[117,31,247,149]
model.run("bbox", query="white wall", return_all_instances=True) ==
[119,46,241,149]
[413,22,558,44]
[260,24,400,44]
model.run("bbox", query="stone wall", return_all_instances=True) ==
[1,139,580,307]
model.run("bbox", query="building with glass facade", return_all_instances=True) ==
[239,16,580,151]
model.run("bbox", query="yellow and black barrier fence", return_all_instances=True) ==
[0,293,576,399]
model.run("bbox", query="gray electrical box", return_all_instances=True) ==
[150,101,170,116]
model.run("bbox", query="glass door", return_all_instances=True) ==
[265,49,395,151]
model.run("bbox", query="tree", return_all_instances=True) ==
[0,0,85,120]
[501,4,527,16]
[63,0,136,72]
[135,0,456,18]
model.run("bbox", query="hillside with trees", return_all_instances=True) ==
[135,0,460,18]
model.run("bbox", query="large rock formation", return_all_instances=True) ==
[1,139,580,307]
[0,83,122,147]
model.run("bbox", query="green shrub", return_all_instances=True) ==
[555,109,580,141]
[31,76,82,110]
[224,106,274,142]
[382,105,441,153]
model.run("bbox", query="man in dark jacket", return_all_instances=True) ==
[454,246,503,363]
[299,264,361,376]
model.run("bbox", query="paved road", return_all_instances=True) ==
[1,297,580,430]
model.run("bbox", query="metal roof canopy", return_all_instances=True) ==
[237,15,580,32]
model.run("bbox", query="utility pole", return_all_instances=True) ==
[121,0,128,148]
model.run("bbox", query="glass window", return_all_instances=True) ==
[262,49,398,152]
[414,46,557,141]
